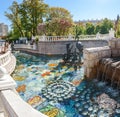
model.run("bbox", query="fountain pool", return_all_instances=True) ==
[12,52,120,117]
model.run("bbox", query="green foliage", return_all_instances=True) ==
[95,24,101,34]
[100,18,113,34]
[85,22,95,35]
[76,24,85,35]
[72,18,114,37]
[116,20,120,37]
[7,30,20,41]
[5,0,48,38]
[5,1,114,38]
[46,18,73,35]
[5,1,24,37]
[73,24,85,39]
[35,36,39,43]
[47,7,72,20]
[38,7,73,36]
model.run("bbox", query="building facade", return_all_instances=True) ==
[75,19,115,25]
[0,23,8,37]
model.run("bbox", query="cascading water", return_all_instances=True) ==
[98,57,120,88]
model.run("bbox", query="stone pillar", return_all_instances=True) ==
[68,34,72,40]
[109,28,115,39]
[96,32,100,39]
[109,39,120,57]
[42,34,46,41]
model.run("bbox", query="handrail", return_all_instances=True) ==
[32,34,111,42]
[0,51,48,117]
[1,90,48,117]
[0,51,11,67]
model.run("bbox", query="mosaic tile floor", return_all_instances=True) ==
[12,52,120,117]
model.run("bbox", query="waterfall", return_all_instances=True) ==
[97,58,120,88]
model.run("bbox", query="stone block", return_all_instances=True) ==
[109,39,116,48]
[83,53,89,60]
[83,60,87,67]
[118,49,120,55]
[84,67,87,73]
[101,50,111,58]
[94,59,99,66]
[85,67,97,79]
[85,68,90,78]
[88,60,94,67]
[110,41,116,48]
[111,49,119,57]
[116,40,120,48]
[84,59,98,68]
[89,52,99,60]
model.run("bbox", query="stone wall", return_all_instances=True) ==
[84,46,111,79]
[37,40,108,55]
[109,39,120,57]
[84,38,120,79]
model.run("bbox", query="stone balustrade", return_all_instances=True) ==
[15,40,108,55]
[84,38,120,79]
[32,33,110,42]
[0,51,48,117]
[0,51,11,67]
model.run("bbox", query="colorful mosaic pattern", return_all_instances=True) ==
[12,52,120,117]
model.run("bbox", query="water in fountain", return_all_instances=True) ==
[12,52,120,117]
[98,57,120,89]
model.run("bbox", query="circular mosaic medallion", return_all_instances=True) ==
[41,80,76,102]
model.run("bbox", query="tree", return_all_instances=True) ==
[100,18,113,34]
[5,1,24,37]
[116,20,120,37]
[20,0,48,36]
[95,24,101,34]
[43,7,73,36]
[85,22,95,35]
[73,23,85,39]
[37,23,46,35]
[5,0,48,38]
[46,7,72,20]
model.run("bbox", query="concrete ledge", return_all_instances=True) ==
[0,90,47,117]
[0,74,16,91]
[84,38,120,79]
[14,40,108,55]
[83,46,112,79]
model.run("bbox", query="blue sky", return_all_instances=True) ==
[0,0,120,28]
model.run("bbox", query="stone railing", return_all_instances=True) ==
[14,40,108,55]
[32,33,111,42]
[84,38,120,79]
[0,51,11,67]
[0,51,48,117]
